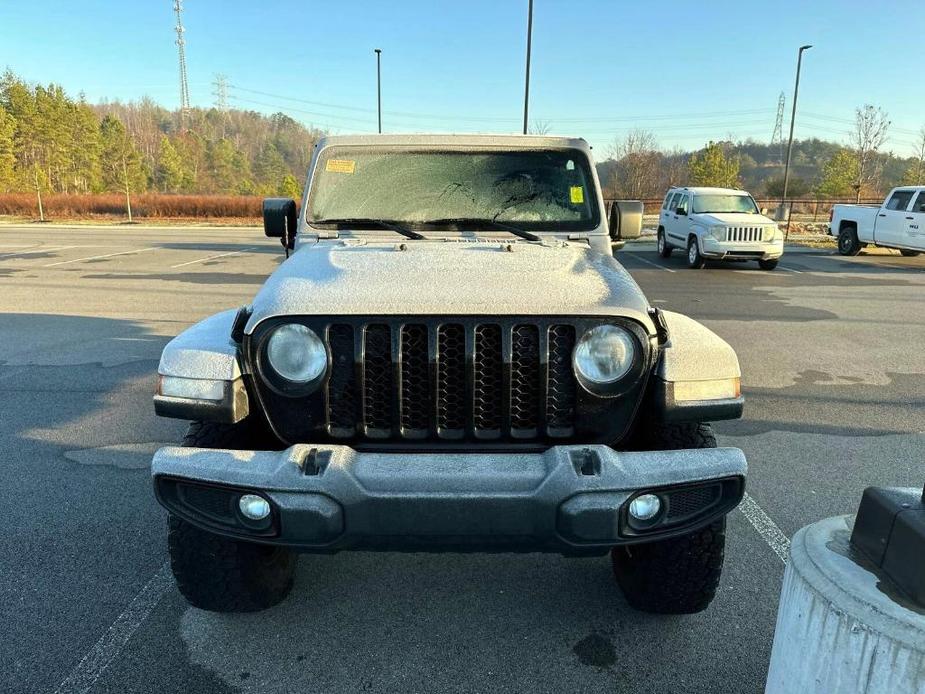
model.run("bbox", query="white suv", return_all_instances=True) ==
[657,187,784,270]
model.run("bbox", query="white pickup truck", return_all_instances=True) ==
[830,186,925,256]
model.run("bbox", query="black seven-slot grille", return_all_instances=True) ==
[323,319,579,441]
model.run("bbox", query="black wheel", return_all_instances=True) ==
[167,420,296,612]
[657,229,672,258]
[837,226,861,256]
[687,237,705,269]
[612,422,726,614]
[900,249,920,257]
[758,259,779,271]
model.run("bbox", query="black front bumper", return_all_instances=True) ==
[152,443,746,554]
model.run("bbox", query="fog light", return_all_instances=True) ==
[629,494,661,521]
[238,494,271,521]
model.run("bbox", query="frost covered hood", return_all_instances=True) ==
[691,212,777,226]
[246,240,653,330]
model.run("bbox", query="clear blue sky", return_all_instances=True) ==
[2,0,922,155]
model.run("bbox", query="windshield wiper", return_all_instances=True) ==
[313,218,425,240]
[426,217,541,242]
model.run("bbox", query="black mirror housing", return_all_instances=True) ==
[263,198,297,249]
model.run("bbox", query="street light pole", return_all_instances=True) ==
[782,44,812,235]
[522,0,533,135]
[374,48,382,134]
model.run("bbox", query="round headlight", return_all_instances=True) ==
[266,323,327,383]
[573,325,635,384]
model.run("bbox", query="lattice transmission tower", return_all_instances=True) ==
[174,0,191,129]
[771,92,786,163]
[213,73,229,137]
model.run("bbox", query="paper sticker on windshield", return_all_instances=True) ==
[570,186,584,204]
[326,159,356,174]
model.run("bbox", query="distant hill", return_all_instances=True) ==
[597,137,922,201]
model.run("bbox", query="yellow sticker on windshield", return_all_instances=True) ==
[326,159,356,174]
[570,186,584,204]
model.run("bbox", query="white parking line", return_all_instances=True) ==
[626,253,676,273]
[43,247,157,267]
[738,493,790,564]
[53,561,173,694]
[170,246,257,268]
[778,265,803,274]
[0,245,77,258]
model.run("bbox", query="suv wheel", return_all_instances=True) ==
[612,422,726,614]
[758,258,779,271]
[837,226,862,256]
[657,229,672,258]
[687,237,705,269]
[900,249,920,257]
[167,420,297,612]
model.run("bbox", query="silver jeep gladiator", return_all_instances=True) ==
[152,134,746,614]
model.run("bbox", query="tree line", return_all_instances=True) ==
[0,71,323,207]
[3,70,923,212]
[600,106,925,202]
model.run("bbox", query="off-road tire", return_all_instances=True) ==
[687,237,705,269]
[758,259,779,271]
[900,249,920,257]
[168,419,296,612]
[837,226,861,256]
[612,422,726,614]
[657,229,672,258]
[182,417,283,450]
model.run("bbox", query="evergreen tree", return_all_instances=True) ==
[279,173,302,199]
[688,142,740,188]
[254,142,289,195]
[816,150,859,198]
[0,106,15,191]
[155,135,185,193]
[207,138,253,194]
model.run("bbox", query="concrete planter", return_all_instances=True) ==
[766,515,925,693]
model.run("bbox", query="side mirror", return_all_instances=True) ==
[263,198,297,250]
[676,208,687,216]
[760,207,769,216]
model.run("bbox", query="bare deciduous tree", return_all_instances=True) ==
[852,104,890,202]
[608,129,663,199]
[528,119,552,135]
[909,126,925,185]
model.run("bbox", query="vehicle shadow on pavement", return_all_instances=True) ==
[82,272,275,285]
[155,242,282,255]
[176,513,778,694]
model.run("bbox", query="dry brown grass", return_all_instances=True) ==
[0,193,269,221]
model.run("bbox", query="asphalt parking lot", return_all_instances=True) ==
[1,224,923,694]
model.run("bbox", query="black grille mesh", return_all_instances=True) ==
[473,325,503,431]
[437,324,466,431]
[510,325,540,431]
[178,484,234,520]
[400,325,429,431]
[327,324,357,432]
[363,324,393,431]
[323,320,580,440]
[547,325,577,431]
[666,485,720,520]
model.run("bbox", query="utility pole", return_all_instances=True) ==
[782,44,812,235]
[173,0,191,129]
[374,48,382,134]
[522,0,533,135]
